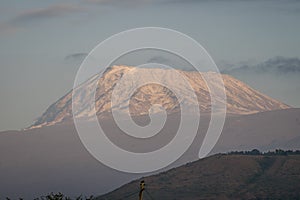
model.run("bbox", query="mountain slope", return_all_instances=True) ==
[1,108,299,199]
[97,154,300,200]
[30,66,289,128]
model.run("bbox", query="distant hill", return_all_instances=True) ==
[1,108,299,199]
[97,153,300,200]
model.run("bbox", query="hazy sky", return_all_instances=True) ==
[1,0,300,131]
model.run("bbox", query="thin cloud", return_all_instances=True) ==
[147,56,171,65]
[0,23,21,34]
[65,53,88,63]
[84,0,159,8]
[0,3,83,34]
[221,56,300,108]
[10,4,82,26]
[222,56,300,75]
[84,0,207,7]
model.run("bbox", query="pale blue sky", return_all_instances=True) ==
[1,0,300,130]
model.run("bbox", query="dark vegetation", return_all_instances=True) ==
[227,149,300,156]
[5,193,95,200]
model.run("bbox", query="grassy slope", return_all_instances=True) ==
[97,154,300,200]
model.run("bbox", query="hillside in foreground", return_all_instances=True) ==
[97,153,300,200]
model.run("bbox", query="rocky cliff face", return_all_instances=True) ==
[30,65,289,128]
